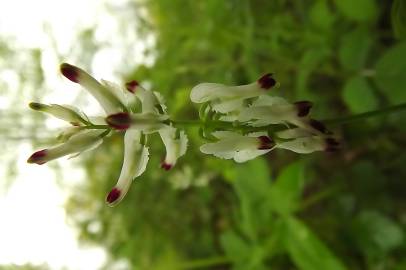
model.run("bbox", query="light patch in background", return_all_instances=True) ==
[0,0,154,268]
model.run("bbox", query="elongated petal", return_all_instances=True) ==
[159,126,188,170]
[276,128,314,139]
[190,74,277,103]
[29,102,86,125]
[277,136,328,154]
[125,80,163,114]
[106,130,149,206]
[200,133,273,162]
[60,63,124,114]
[27,130,105,165]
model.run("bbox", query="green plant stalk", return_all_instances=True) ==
[85,102,406,131]
[323,102,406,126]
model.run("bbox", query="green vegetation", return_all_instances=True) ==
[3,0,406,269]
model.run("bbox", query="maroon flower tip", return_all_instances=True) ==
[125,80,139,93]
[106,187,121,204]
[325,138,340,152]
[27,149,48,165]
[257,73,276,90]
[294,101,313,117]
[29,102,43,110]
[60,63,80,83]
[106,112,131,130]
[258,136,274,150]
[161,162,173,171]
[309,119,331,134]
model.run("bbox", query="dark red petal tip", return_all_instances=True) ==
[325,138,340,152]
[106,112,131,130]
[294,101,313,117]
[125,80,139,93]
[257,73,276,90]
[29,102,44,110]
[161,162,173,171]
[106,187,121,205]
[258,136,275,150]
[27,149,48,165]
[60,63,80,83]
[309,119,331,134]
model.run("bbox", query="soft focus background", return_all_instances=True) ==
[1,0,406,269]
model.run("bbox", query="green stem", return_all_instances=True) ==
[298,183,343,211]
[323,102,406,126]
[178,256,231,269]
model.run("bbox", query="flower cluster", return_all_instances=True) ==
[27,65,338,206]
[27,63,187,206]
[190,73,338,162]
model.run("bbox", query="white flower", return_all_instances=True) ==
[28,63,189,206]
[275,128,339,153]
[199,131,274,163]
[29,102,87,126]
[106,130,149,206]
[159,126,188,170]
[190,73,277,104]
[60,63,125,114]
[237,96,313,127]
[27,129,105,165]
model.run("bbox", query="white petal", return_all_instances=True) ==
[108,130,150,206]
[159,126,188,168]
[61,64,124,114]
[277,136,325,154]
[211,98,245,113]
[234,149,271,163]
[276,128,313,139]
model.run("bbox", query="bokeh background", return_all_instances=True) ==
[1,0,406,269]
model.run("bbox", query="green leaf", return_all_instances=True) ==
[334,0,378,22]
[350,211,404,259]
[233,158,271,204]
[375,42,406,103]
[268,162,304,215]
[339,28,372,71]
[220,231,267,270]
[342,76,378,113]
[232,158,272,238]
[284,217,347,270]
[309,0,335,30]
[392,0,406,39]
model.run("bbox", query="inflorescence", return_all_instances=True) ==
[27,63,338,206]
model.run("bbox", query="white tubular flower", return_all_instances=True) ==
[159,126,188,170]
[199,131,274,163]
[60,63,125,114]
[190,73,277,104]
[106,130,149,206]
[237,96,313,127]
[29,102,87,125]
[27,130,105,165]
[276,136,339,154]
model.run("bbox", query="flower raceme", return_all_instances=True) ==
[27,65,338,206]
[191,74,339,160]
[28,63,187,206]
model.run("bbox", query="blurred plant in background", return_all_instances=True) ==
[3,0,406,269]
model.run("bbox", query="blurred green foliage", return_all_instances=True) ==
[47,0,406,269]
